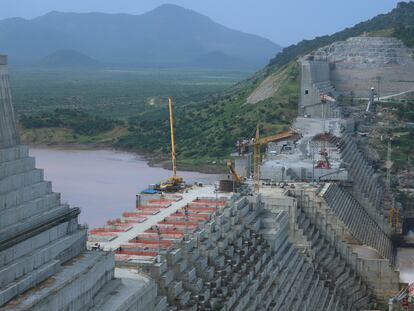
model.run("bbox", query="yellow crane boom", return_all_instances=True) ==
[167,97,182,184]
[227,160,241,183]
[251,127,299,191]
[255,129,298,145]
[253,127,261,191]
[168,97,177,179]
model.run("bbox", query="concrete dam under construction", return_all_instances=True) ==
[1,37,414,311]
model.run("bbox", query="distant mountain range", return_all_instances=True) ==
[0,4,281,69]
[40,50,101,68]
[116,1,414,160]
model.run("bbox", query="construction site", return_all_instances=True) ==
[1,35,414,311]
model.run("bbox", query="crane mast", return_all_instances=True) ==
[168,97,177,179]
[253,127,261,191]
[251,127,298,191]
[155,96,183,192]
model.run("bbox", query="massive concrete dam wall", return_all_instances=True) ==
[294,188,399,301]
[119,193,374,310]
[0,56,19,149]
[0,55,154,310]
[314,37,414,98]
[257,114,400,302]
[299,60,340,118]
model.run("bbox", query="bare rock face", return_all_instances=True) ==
[310,37,414,98]
[246,66,291,104]
[313,37,414,68]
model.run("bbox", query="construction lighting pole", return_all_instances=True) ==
[376,76,381,101]
[156,225,161,263]
[215,183,218,211]
[253,127,261,192]
[168,97,177,179]
[386,138,392,190]
[184,205,189,241]
[311,143,316,184]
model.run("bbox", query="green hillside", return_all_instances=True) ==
[115,62,299,164]
[20,1,414,170]
[268,1,414,70]
[116,2,414,166]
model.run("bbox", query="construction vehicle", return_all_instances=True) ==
[227,160,242,184]
[155,97,184,192]
[389,282,414,310]
[250,126,299,191]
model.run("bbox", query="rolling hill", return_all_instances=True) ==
[115,1,414,166]
[0,4,281,69]
[39,50,101,68]
[18,1,414,171]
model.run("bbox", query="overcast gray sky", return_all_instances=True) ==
[0,0,403,46]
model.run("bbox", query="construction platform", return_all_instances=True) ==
[87,185,229,252]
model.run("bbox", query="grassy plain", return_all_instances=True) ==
[10,66,250,119]
[11,66,252,171]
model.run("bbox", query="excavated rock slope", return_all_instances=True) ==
[313,36,414,98]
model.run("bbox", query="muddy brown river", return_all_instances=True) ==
[30,148,219,228]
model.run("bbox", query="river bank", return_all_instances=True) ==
[26,142,227,174]
[30,148,221,228]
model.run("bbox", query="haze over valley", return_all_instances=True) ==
[0,4,280,69]
[2,1,414,310]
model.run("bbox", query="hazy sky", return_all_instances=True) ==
[0,0,404,46]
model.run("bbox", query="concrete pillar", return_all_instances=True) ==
[0,55,19,148]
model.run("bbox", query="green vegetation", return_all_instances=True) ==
[392,101,414,123]
[15,67,253,167]
[115,62,299,161]
[16,1,414,170]
[394,25,414,47]
[20,109,118,136]
[369,101,414,173]
[11,67,249,120]
[385,102,414,171]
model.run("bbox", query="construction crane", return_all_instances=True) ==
[168,97,181,184]
[227,160,242,184]
[251,126,299,191]
[156,97,184,192]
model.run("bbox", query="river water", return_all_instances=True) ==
[29,148,219,228]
